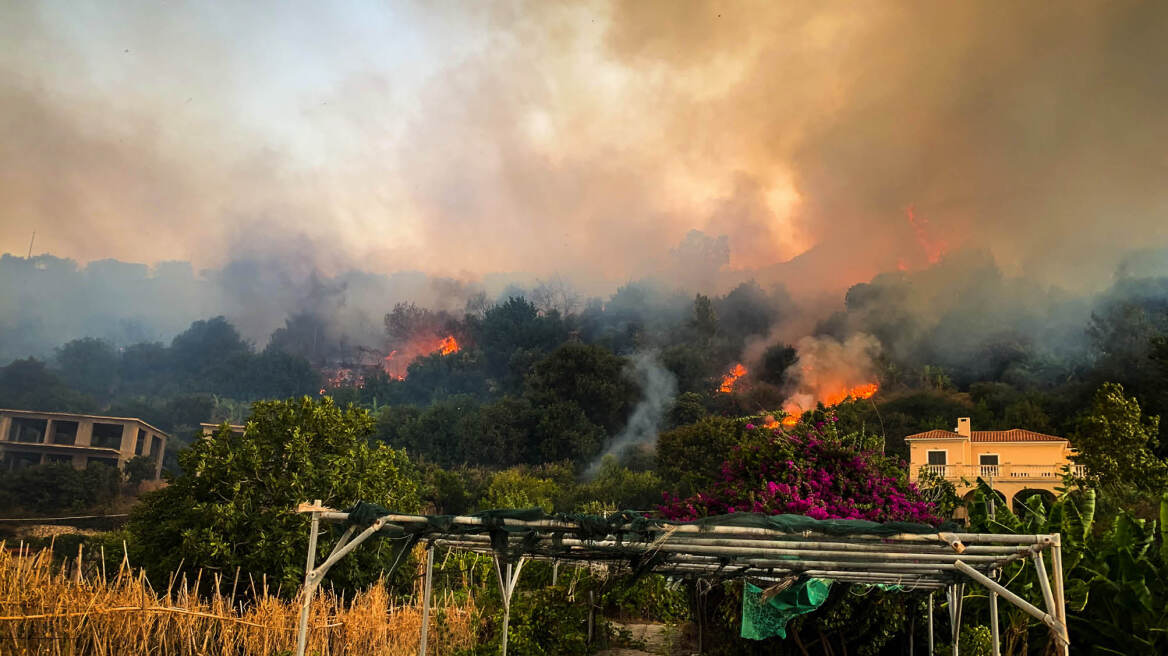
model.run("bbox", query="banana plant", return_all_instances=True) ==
[965,480,1167,654]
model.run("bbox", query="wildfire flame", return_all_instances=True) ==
[718,363,748,393]
[779,382,879,427]
[438,335,459,355]
[383,334,461,379]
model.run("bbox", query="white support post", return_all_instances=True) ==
[1032,553,1056,618]
[295,500,322,656]
[1051,538,1069,656]
[928,592,934,656]
[494,556,526,656]
[990,591,1000,656]
[419,545,435,656]
[295,511,390,656]
[949,583,963,656]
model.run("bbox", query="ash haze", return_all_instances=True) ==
[2,0,1166,296]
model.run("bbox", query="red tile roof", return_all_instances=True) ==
[905,428,1067,443]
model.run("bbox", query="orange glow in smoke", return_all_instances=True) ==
[719,363,748,393]
[906,205,948,264]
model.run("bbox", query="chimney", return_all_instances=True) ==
[955,417,971,438]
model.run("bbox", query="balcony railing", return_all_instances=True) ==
[917,463,1086,481]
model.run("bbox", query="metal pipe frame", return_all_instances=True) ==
[293,503,1068,656]
[303,506,1054,547]
[953,560,1068,648]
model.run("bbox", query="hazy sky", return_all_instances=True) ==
[2,1,1166,293]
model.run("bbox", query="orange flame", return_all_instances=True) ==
[383,334,461,379]
[719,363,748,393]
[438,335,460,355]
[780,383,879,427]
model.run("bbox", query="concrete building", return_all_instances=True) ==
[906,417,1084,510]
[0,409,168,479]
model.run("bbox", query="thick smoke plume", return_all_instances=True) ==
[3,1,1167,296]
[781,334,881,417]
[586,351,677,479]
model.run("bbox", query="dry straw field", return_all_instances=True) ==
[0,541,480,655]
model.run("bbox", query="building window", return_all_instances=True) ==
[52,421,79,445]
[150,436,162,458]
[979,453,1000,477]
[86,456,119,469]
[45,454,74,465]
[3,451,42,469]
[91,423,125,449]
[135,428,146,455]
[927,450,948,465]
[8,418,48,443]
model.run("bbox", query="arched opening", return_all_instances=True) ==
[1012,489,1057,517]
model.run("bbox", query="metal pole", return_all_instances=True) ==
[501,561,512,656]
[419,545,434,656]
[990,591,1000,656]
[953,560,1068,646]
[949,584,962,656]
[295,501,322,656]
[1032,553,1056,617]
[909,610,915,656]
[1051,538,1069,656]
[928,592,934,655]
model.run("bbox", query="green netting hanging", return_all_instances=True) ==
[740,579,833,640]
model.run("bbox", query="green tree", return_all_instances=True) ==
[524,343,636,434]
[483,467,565,512]
[471,297,568,387]
[169,317,252,389]
[126,397,419,595]
[0,358,96,413]
[124,455,157,486]
[1071,382,1166,493]
[656,416,744,497]
[690,293,718,344]
[758,343,797,386]
[55,337,120,399]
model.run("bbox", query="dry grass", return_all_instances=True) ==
[0,541,480,655]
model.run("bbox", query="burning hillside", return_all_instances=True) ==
[718,363,747,393]
[383,333,460,379]
[718,333,881,426]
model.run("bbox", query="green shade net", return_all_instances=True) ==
[741,579,833,640]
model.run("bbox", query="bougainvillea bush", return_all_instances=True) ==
[659,415,940,524]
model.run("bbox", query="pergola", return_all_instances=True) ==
[293,501,1070,656]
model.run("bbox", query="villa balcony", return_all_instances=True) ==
[914,463,1087,482]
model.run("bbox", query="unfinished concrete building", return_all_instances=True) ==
[0,409,168,479]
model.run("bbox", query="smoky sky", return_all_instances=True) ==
[1,1,1166,295]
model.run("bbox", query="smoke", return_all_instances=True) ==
[0,253,492,363]
[781,333,881,415]
[3,1,1166,297]
[585,351,677,478]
